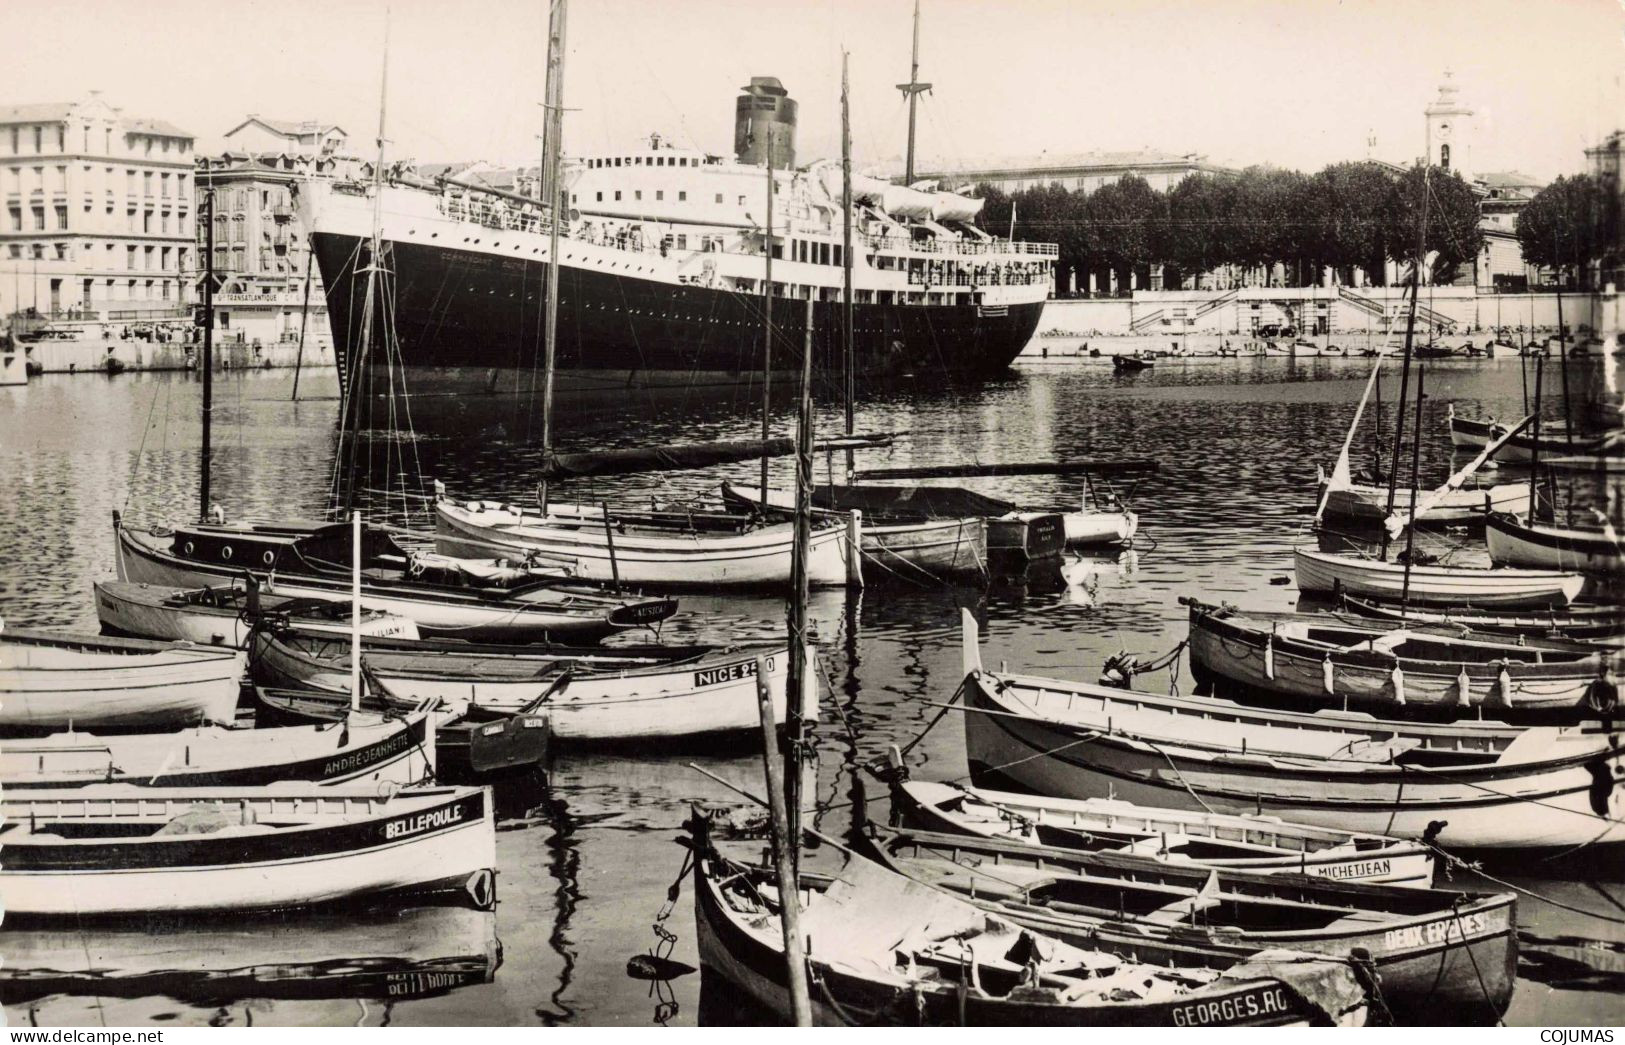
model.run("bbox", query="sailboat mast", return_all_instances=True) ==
[199,187,215,523]
[1400,364,1425,608]
[785,295,815,861]
[897,0,931,186]
[336,15,391,516]
[841,51,855,481]
[539,0,569,511]
[1554,252,1575,451]
[760,137,774,504]
[1381,165,1431,558]
[1529,350,1545,519]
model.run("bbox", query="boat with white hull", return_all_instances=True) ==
[1,711,434,790]
[719,481,986,578]
[0,626,244,731]
[1486,512,1625,575]
[0,783,496,918]
[957,612,1625,855]
[94,579,419,646]
[434,497,854,589]
[248,627,816,742]
[1294,546,1585,607]
[891,780,1435,886]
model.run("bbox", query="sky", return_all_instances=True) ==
[2,0,1620,182]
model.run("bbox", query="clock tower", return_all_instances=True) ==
[1424,71,1473,182]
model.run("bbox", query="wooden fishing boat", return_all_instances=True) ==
[1060,500,1138,547]
[1318,480,1529,525]
[1447,409,1594,463]
[1338,593,1625,643]
[0,709,435,790]
[250,628,816,743]
[0,782,496,918]
[434,496,856,589]
[1185,598,1623,716]
[957,611,1625,855]
[1113,354,1153,372]
[868,824,1515,1023]
[0,906,498,1007]
[0,626,244,732]
[252,685,547,785]
[1486,513,1625,576]
[113,512,677,643]
[1293,546,1585,607]
[890,780,1435,887]
[720,481,987,578]
[689,819,1369,1027]
[93,578,420,646]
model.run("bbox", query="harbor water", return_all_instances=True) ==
[1,356,1620,1027]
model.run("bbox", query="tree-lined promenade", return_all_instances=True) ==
[974,163,1618,295]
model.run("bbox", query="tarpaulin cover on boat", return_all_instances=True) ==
[808,484,1017,519]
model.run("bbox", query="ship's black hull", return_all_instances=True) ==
[311,231,1043,412]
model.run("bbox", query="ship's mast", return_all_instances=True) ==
[841,51,855,481]
[538,0,568,511]
[760,128,774,505]
[896,0,931,186]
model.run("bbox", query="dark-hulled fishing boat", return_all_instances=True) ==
[94,578,420,646]
[113,513,676,643]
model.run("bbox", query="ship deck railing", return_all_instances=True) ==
[429,193,1058,276]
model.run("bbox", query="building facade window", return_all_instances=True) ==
[32,205,45,230]
[55,204,67,230]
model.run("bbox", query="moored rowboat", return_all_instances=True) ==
[1319,481,1529,524]
[1185,598,1622,716]
[0,626,244,732]
[0,710,435,789]
[890,780,1435,886]
[1294,546,1585,607]
[1486,512,1625,576]
[248,627,814,742]
[113,513,676,642]
[434,497,855,589]
[867,823,1515,1023]
[689,816,1369,1027]
[93,578,420,647]
[957,611,1625,855]
[0,783,496,918]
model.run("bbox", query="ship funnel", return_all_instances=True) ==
[734,76,797,169]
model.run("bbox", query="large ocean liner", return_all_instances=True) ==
[297,74,1056,408]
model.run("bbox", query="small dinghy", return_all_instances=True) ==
[0,906,498,1008]
[1,782,496,918]
[1486,512,1625,576]
[1185,598,1623,716]
[868,824,1515,1024]
[687,815,1369,1027]
[890,780,1435,887]
[250,627,815,744]
[94,578,419,647]
[957,611,1625,856]
[1448,409,1594,463]
[1113,354,1153,372]
[0,625,244,732]
[113,513,677,643]
[1293,546,1585,607]
[1317,478,1530,525]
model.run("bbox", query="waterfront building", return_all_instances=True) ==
[1586,129,1622,288]
[193,116,359,350]
[0,92,194,328]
